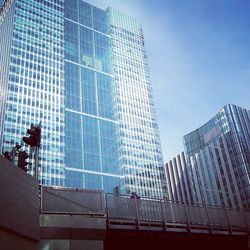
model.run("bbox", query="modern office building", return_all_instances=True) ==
[0,0,166,198]
[165,152,193,203]
[165,104,250,209]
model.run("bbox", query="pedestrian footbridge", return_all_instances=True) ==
[41,186,250,236]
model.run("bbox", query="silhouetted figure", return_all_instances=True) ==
[128,192,141,219]
[130,192,140,200]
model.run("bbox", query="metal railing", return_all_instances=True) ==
[105,193,250,234]
[39,187,250,235]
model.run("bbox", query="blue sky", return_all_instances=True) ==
[2,0,250,161]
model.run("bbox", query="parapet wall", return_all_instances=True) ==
[0,155,39,241]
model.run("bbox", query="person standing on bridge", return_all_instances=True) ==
[128,192,141,219]
[130,192,141,200]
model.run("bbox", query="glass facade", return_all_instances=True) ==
[166,104,250,209]
[63,1,120,193]
[108,8,166,198]
[0,0,65,186]
[0,0,15,150]
[0,0,166,197]
[165,152,193,203]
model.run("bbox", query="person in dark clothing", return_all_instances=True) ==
[130,192,140,199]
[128,192,141,219]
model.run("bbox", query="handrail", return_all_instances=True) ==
[105,193,250,213]
[39,188,250,235]
[105,193,250,234]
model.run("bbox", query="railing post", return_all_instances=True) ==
[134,198,140,229]
[204,204,212,234]
[105,194,109,229]
[241,209,250,233]
[224,208,232,234]
[160,200,166,231]
[39,184,42,214]
[183,202,191,232]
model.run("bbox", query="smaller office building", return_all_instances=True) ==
[165,104,250,210]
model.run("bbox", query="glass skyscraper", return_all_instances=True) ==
[0,0,65,186]
[166,104,250,209]
[0,0,166,198]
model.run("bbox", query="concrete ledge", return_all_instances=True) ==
[40,227,106,240]
[40,214,106,229]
